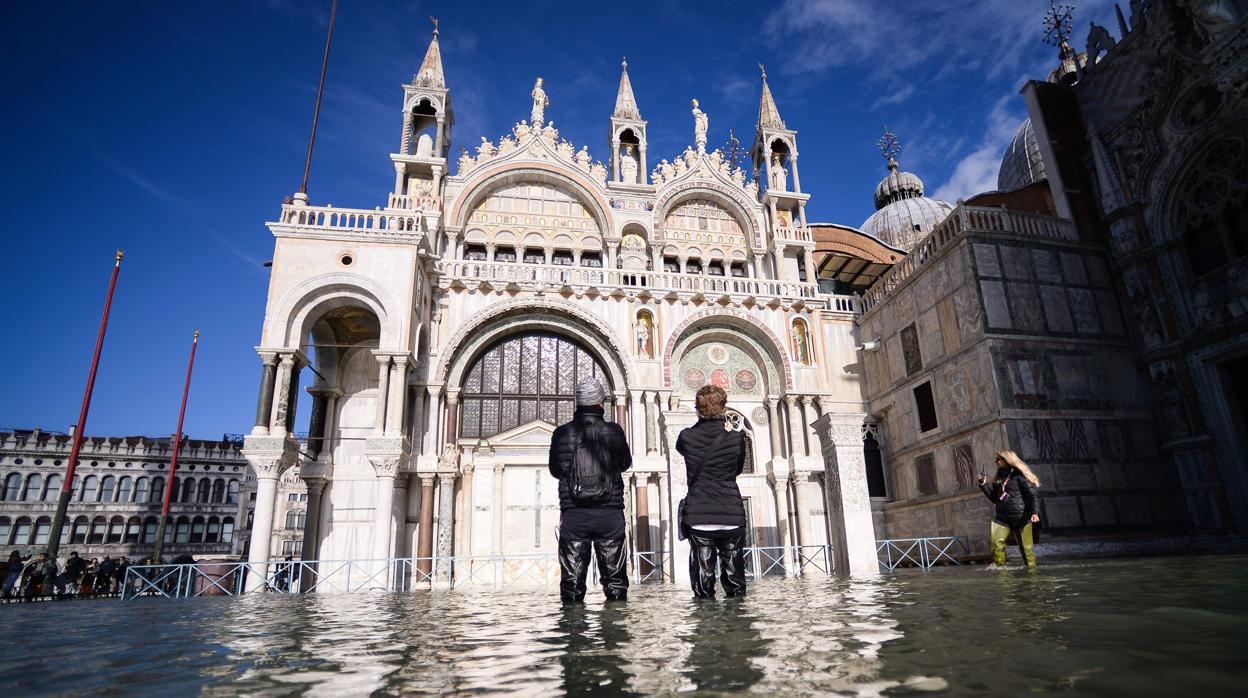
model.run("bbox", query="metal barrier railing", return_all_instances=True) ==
[875,537,963,572]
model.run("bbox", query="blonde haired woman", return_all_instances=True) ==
[977,450,1041,569]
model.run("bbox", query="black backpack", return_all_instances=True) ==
[570,423,613,506]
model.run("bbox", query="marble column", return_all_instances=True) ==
[385,356,409,435]
[374,354,391,436]
[306,389,330,460]
[803,248,817,284]
[298,478,326,592]
[424,386,443,456]
[444,392,460,447]
[645,391,659,455]
[660,410,697,586]
[400,110,413,154]
[269,354,294,437]
[635,474,652,575]
[813,412,878,576]
[435,472,456,582]
[792,471,813,571]
[628,390,646,455]
[784,396,805,460]
[614,393,628,431]
[370,456,401,561]
[491,463,505,555]
[283,356,303,434]
[244,457,285,592]
[800,396,818,458]
[415,474,436,578]
[252,352,278,436]
[773,474,795,576]
[410,385,426,457]
[766,397,785,460]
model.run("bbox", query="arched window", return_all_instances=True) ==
[88,516,107,544]
[459,333,610,439]
[150,477,165,504]
[181,478,196,504]
[70,516,89,544]
[99,476,116,503]
[197,479,212,504]
[247,510,255,530]
[32,517,51,546]
[212,479,226,504]
[21,474,42,502]
[0,518,10,545]
[285,510,306,530]
[142,517,159,544]
[227,479,241,504]
[42,475,62,502]
[221,517,235,543]
[80,475,99,502]
[190,517,205,543]
[12,517,32,545]
[117,477,132,503]
[124,517,142,544]
[70,475,80,499]
[107,516,125,543]
[205,517,221,543]
[864,430,887,498]
[134,477,150,504]
[2,473,22,501]
[1171,133,1248,278]
[174,517,190,543]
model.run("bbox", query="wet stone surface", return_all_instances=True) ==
[1,555,1245,696]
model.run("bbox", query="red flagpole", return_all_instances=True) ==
[46,250,124,561]
[152,330,200,563]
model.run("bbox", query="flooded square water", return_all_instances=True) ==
[1,555,1245,696]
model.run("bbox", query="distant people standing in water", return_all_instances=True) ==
[677,385,748,599]
[548,377,632,602]
[978,450,1041,569]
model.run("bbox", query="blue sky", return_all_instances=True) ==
[0,0,1121,439]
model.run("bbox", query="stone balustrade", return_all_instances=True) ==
[773,225,812,243]
[437,259,854,308]
[271,202,426,243]
[387,193,442,211]
[861,205,1077,313]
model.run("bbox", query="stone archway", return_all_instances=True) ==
[661,308,793,391]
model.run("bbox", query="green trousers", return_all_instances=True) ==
[989,521,1036,567]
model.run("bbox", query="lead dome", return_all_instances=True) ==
[861,151,953,252]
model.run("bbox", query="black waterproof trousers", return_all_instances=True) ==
[688,529,747,599]
[558,508,629,602]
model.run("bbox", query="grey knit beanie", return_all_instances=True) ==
[575,377,606,406]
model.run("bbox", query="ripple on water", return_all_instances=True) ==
[0,555,1245,696]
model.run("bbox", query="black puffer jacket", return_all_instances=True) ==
[979,466,1038,527]
[676,417,747,528]
[548,406,632,510]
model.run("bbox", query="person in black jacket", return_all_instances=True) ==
[676,385,748,599]
[977,449,1041,569]
[548,377,633,602]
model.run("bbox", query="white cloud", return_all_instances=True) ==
[870,84,915,110]
[931,95,1023,201]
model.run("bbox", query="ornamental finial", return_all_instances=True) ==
[622,56,628,71]
[430,16,439,37]
[759,63,767,81]
[1042,2,1075,46]
[877,128,901,170]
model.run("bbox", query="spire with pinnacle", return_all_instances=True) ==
[612,57,642,120]
[757,64,786,130]
[414,18,445,88]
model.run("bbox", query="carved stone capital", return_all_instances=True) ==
[368,452,404,479]
[242,435,299,480]
[792,471,810,484]
[784,395,799,407]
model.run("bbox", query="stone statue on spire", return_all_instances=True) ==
[691,98,708,153]
[531,78,549,127]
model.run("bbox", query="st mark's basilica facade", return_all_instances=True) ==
[239,3,1248,585]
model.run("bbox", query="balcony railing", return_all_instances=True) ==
[270,203,425,242]
[387,193,441,211]
[861,205,1078,313]
[438,259,857,308]
[773,225,812,243]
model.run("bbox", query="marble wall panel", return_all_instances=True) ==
[1000,246,1032,281]
[1039,286,1074,332]
[900,323,923,376]
[886,334,905,387]
[942,368,973,423]
[1068,288,1102,334]
[919,308,944,364]
[938,297,960,355]
[1052,355,1094,401]
[974,243,1001,278]
[1043,496,1082,527]
[981,280,1012,329]
[1095,290,1125,336]
[1032,249,1062,283]
[1080,495,1118,526]
[1007,281,1045,332]
[1094,461,1127,490]
[1055,463,1096,490]
[1085,256,1111,288]
[953,284,984,342]
[1115,494,1152,525]
[1060,252,1088,285]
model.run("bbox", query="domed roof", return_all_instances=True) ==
[997,119,1047,192]
[861,196,954,252]
[874,158,926,209]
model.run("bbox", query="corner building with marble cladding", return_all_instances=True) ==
[242,7,1248,582]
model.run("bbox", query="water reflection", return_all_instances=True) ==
[0,556,1245,696]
